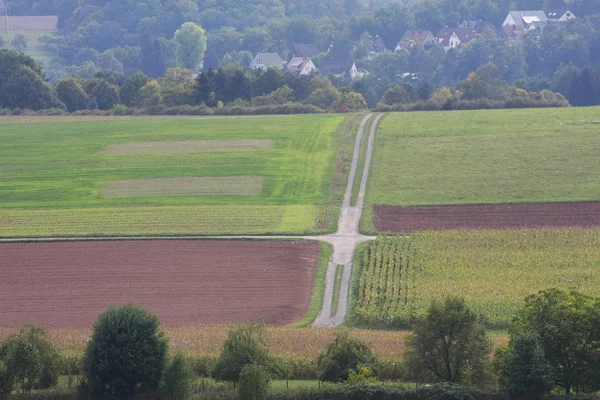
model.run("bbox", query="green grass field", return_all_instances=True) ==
[0,115,353,237]
[362,108,600,229]
[352,229,600,329]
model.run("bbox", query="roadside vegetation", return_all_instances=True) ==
[2,289,599,398]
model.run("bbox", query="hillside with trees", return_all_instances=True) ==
[0,0,599,112]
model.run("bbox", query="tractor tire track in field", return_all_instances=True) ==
[0,113,385,329]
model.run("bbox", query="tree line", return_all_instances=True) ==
[1,288,600,399]
[2,0,600,109]
[0,48,580,116]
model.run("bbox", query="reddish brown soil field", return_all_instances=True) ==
[374,202,600,232]
[0,240,320,329]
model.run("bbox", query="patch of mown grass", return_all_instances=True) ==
[290,241,333,327]
[330,264,345,317]
[0,115,348,236]
[365,108,600,210]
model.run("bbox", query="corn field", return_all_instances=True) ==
[354,228,600,328]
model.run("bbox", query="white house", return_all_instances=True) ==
[349,62,368,80]
[286,57,317,75]
[250,53,284,70]
[503,11,548,31]
[547,10,576,22]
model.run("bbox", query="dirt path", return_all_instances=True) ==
[0,113,385,328]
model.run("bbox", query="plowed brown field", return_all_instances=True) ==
[0,240,320,329]
[374,201,600,232]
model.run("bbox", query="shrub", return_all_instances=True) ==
[84,78,120,110]
[160,353,192,400]
[238,364,270,400]
[82,303,168,399]
[317,330,378,383]
[111,104,130,115]
[346,365,378,385]
[2,326,60,393]
[55,78,89,112]
[213,322,272,384]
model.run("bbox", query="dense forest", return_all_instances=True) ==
[1,0,600,111]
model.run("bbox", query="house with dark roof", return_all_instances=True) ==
[250,53,285,70]
[317,59,350,77]
[279,43,324,61]
[501,24,526,40]
[395,30,436,52]
[370,36,389,58]
[459,20,495,33]
[286,57,317,75]
[436,27,479,51]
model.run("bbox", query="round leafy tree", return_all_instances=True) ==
[83,303,168,399]
[317,330,378,383]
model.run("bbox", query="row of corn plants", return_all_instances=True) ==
[354,228,600,329]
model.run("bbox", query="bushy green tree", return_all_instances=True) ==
[212,322,271,384]
[307,86,341,109]
[119,73,150,106]
[380,86,412,105]
[0,49,64,111]
[159,353,192,400]
[317,330,378,383]
[407,297,492,387]
[498,333,554,400]
[83,303,168,399]
[174,22,207,71]
[55,77,89,112]
[512,289,600,394]
[237,363,271,400]
[12,34,27,51]
[1,326,60,393]
[83,78,120,110]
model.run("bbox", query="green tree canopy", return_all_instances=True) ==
[407,297,492,387]
[212,322,272,384]
[83,303,169,399]
[498,332,554,400]
[317,330,378,383]
[174,22,208,71]
[512,289,600,394]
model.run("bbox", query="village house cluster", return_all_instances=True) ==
[249,9,576,79]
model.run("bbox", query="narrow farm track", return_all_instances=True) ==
[0,113,385,328]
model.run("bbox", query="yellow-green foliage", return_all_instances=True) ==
[355,229,600,328]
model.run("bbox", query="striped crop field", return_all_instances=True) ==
[352,229,600,328]
[0,114,356,237]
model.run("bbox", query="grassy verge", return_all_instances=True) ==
[289,241,333,327]
[323,113,366,232]
[350,113,375,207]
[345,241,372,327]
[330,264,345,317]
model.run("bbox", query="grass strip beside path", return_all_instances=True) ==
[330,264,345,317]
[349,114,375,207]
[289,242,333,327]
